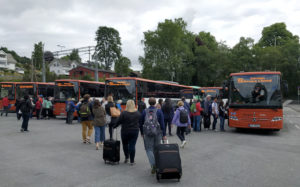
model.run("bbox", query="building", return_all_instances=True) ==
[0,50,16,70]
[69,65,117,79]
[49,59,79,76]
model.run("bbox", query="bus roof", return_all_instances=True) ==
[55,79,105,85]
[201,87,222,89]
[106,77,192,88]
[230,71,281,76]
[15,82,55,85]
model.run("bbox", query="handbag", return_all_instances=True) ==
[110,107,120,117]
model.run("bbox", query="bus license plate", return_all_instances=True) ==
[249,124,260,128]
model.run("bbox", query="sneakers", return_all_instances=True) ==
[124,159,129,164]
[20,128,24,132]
[180,140,187,148]
[130,162,136,166]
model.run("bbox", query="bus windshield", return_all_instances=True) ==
[0,84,15,100]
[55,82,78,102]
[106,79,136,103]
[230,74,281,107]
[16,85,34,99]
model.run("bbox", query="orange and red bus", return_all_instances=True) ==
[53,79,105,117]
[200,87,222,99]
[228,72,283,130]
[0,82,54,112]
[105,77,196,108]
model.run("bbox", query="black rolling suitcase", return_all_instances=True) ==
[155,140,182,182]
[103,129,120,164]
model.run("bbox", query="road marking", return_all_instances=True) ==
[295,125,300,130]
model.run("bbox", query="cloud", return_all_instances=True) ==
[0,0,299,70]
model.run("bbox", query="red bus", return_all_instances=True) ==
[105,77,195,108]
[0,82,55,112]
[228,72,283,130]
[200,87,222,99]
[53,79,105,117]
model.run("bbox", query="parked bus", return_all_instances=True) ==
[53,79,105,117]
[0,82,16,111]
[105,77,196,108]
[0,82,55,112]
[227,72,283,130]
[200,87,222,99]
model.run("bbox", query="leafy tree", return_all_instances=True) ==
[61,49,81,62]
[32,42,43,70]
[114,56,132,76]
[93,26,121,70]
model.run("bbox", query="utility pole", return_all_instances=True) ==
[42,43,46,82]
[31,54,33,82]
[88,46,91,62]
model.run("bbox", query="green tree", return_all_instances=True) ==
[61,49,81,62]
[114,56,132,76]
[32,42,43,70]
[139,18,194,84]
[93,26,121,70]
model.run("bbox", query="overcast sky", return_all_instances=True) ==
[1,0,300,70]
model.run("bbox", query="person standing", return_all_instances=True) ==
[78,94,94,144]
[155,98,163,109]
[212,97,219,131]
[15,97,22,120]
[65,98,75,124]
[35,98,42,120]
[193,100,203,132]
[203,95,212,130]
[162,98,174,136]
[116,100,122,111]
[172,101,191,148]
[137,98,146,114]
[42,97,52,119]
[105,96,119,140]
[218,101,226,132]
[20,95,33,132]
[92,100,106,150]
[114,100,141,165]
[140,97,166,174]
[1,95,9,117]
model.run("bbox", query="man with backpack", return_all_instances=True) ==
[172,101,191,148]
[20,95,33,132]
[78,94,93,144]
[140,97,166,174]
[65,98,76,124]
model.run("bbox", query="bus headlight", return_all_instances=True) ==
[230,116,238,121]
[271,117,282,122]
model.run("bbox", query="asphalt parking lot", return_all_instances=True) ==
[1,105,300,187]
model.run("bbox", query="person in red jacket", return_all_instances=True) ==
[193,99,203,132]
[35,98,42,119]
[1,96,9,117]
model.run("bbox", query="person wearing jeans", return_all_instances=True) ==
[162,98,174,136]
[115,100,141,165]
[92,99,106,149]
[212,97,219,131]
[66,98,76,124]
[20,95,33,132]
[140,97,166,174]
[219,101,226,131]
[193,100,203,132]
[172,101,191,148]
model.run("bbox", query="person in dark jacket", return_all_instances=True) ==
[92,100,106,150]
[140,97,166,174]
[137,98,146,113]
[15,97,22,120]
[114,100,141,165]
[203,95,212,130]
[65,98,76,124]
[20,95,33,132]
[162,98,174,136]
[78,94,93,144]
[105,96,118,140]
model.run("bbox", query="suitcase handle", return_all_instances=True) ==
[161,139,169,144]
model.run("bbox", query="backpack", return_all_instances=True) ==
[190,103,196,113]
[80,102,91,118]
[20,100,29,114]
[179,109,188,123]
[143,108,160,137]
